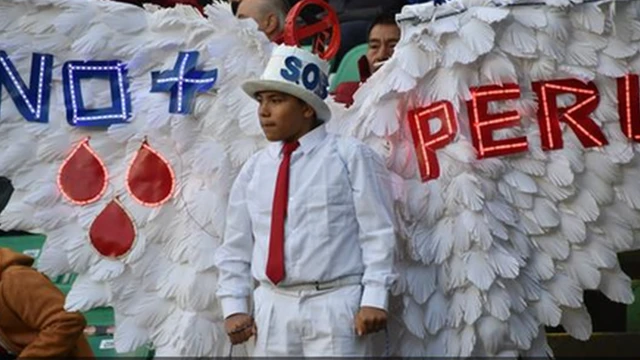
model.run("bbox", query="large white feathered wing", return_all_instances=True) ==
[0,0,269,355]
[330,0,640,356]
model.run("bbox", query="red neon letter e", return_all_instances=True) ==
[466,84,528,159]
[533,78,607,150]
[407,101,457,182]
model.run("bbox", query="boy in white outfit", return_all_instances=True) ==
[215,45,396,356]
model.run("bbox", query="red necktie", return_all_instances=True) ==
[266,141,300,284]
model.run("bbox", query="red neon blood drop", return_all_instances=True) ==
[58,140,107,205]
[126,142,175,207]
[89,200,136,258]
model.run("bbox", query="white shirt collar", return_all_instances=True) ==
[267,124,328,158]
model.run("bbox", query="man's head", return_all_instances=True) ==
[242,45,332,142]
[255,91,316,142]
[366,13,400,73]
[236,0,289,41]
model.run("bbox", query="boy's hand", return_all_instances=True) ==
[224,313,256,344]
[354,306,387,336]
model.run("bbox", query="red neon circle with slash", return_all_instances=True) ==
[283,0,341,60]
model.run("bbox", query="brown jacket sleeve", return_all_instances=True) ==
[2,268,87,358]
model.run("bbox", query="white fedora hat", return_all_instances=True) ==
[242,45,332,122]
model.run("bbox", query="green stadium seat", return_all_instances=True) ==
[0,234,78,291]
[87,335,153,358]
[330,43,367,91]
[0,234,46,259]
[84,307,115,327]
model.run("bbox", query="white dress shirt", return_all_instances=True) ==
[215,125,397,318]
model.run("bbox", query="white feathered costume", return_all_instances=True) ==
[0,0,639,357]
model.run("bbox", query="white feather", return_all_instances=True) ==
[578,171,615,205]
[528,56,558,80]
[564,249,601,289]
[560,306,592,341]
[584,234,618,269]
[65,274,110,312]
[462,286,483,325]
[485,284,511,321]
[526,251,555,281]
[585,151,620,184]
[459,325,477,357]
[534,289,562,327]
[513,8,547,28]
[534,233,570,260]
[88,258,126,282]
[441,255,468,291]
[537,178,574,202]
[405,265,437,304]
[427,15,460,36]
[469,7,510,23]
[443,35,479,66]
[505,279,528,313]
[176,312,217,356]
[489,245,521,279]
[532,198,560,228]
[597,54,628,77]
[567,191,600,222]
[428,217,455,264]
[547,274,583,308]
[536,31,566,60]
[559,210,586,244]
[403,297,426,338]
[465,251,496,291]
[598,210,634,251]
[570,4,605,34]
[486,200,518,226]
[476,315,508,355]
[459,18,495,56]
[424,291,448,335]
[36,240,72,277]
[447,173,485,211]
[598,267,635,304]
[503,170,537,194]
[113,314,150,353]
[508,310,539,349]
[393,43,438,78]
[498,22,538,57]
[603,37,638,59]
[542,8,570,41]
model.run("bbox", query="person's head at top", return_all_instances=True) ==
[366,12,401,74]
[242,45,331,144]
[236,0,290,43]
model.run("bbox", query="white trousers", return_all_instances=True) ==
[251,283,371,356]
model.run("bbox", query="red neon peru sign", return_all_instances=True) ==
[408,76,640,182]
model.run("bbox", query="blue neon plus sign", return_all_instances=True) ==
[151,51,218,115]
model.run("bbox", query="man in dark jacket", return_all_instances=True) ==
[0,248,94,359]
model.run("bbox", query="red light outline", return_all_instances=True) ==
[409,101,458,181]
[535,80,606,149]
[89,197,138,260]
[125,141,176,208]
[468,84,528,158]
[617,74,640,141]
[57,138,109,206]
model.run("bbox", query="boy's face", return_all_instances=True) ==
[255,91,315,143]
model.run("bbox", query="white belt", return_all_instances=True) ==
[264,274,363,292]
